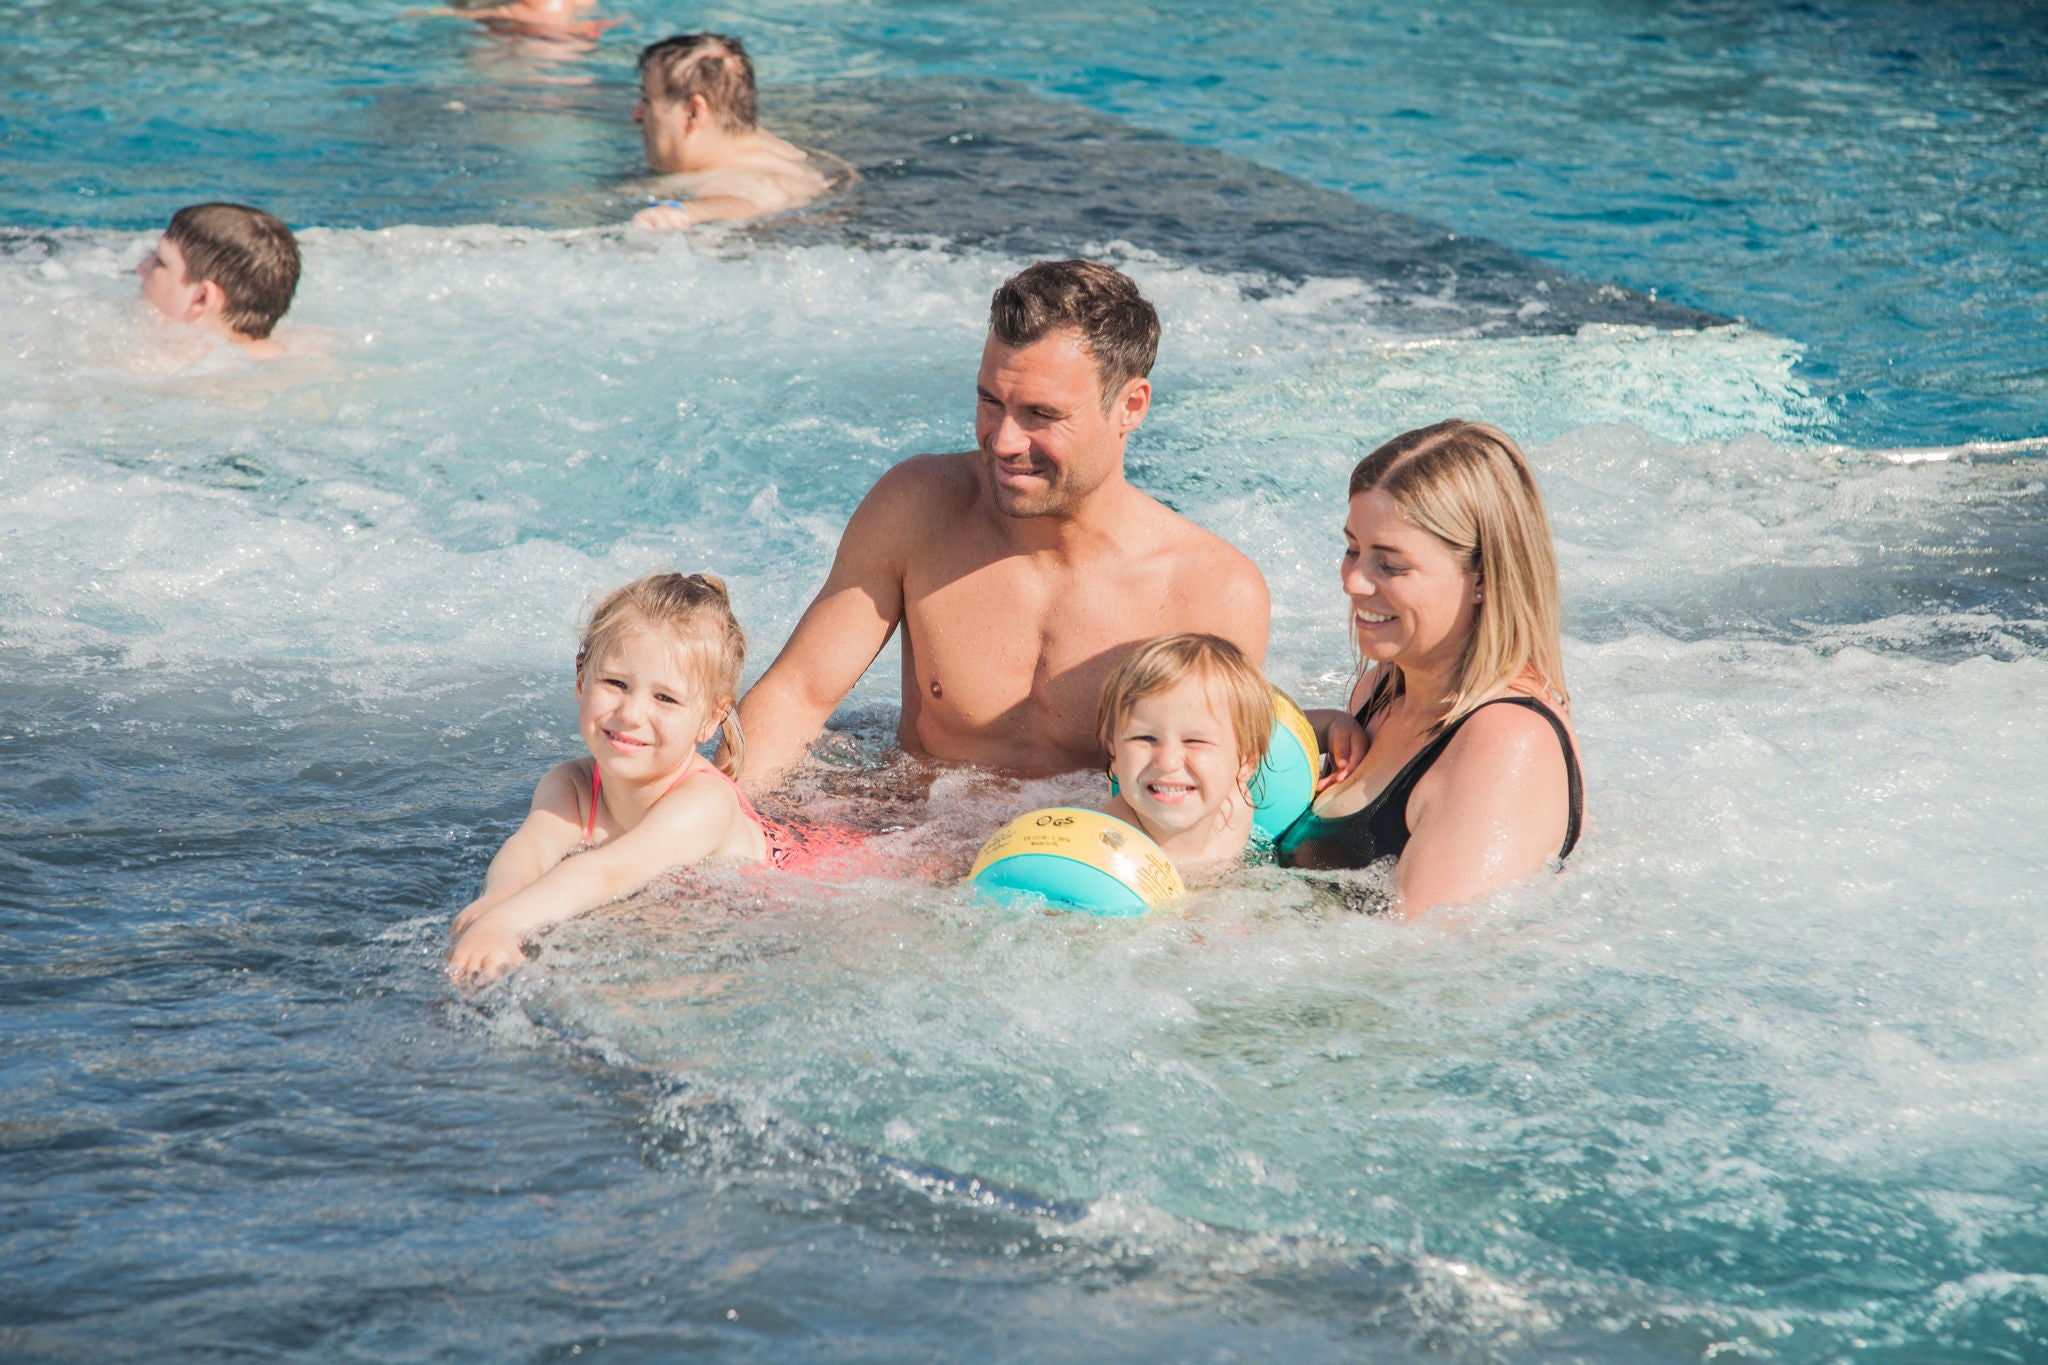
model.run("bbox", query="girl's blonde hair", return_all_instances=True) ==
[1348,419,1567,729]
[1097,633,1274,779]
[576,571,748,776]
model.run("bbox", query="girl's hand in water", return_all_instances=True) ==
[447,921,527,984]
[631,204,693,231]
[449,895,493,938]
[1318,711,1369,792]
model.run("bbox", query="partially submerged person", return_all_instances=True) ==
[1095,634,1273,878]
[448,572,778,982]
[734,258,1270,786]
[134,203,301,358]
[627,33,839,231]
[422,0,616,39]
[1277,420,1586,915]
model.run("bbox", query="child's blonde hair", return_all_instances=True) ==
[1097,633,1274,780]
[576,571,747,775]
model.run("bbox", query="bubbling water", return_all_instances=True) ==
[4,225,2043,1359]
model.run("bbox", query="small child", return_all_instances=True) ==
[1096,633,1274,877]
[447,571,778,982]
[136,203,301,355]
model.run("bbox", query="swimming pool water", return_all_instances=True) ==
[2,1,2045,1360]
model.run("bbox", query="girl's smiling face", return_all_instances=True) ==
[576,628,721,781]
[1110,673,1254,844]
[1341,489,1481,677]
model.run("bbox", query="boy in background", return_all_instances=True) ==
[136,203,301,357]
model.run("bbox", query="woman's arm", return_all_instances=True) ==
[450,762,586,937]
[1390,704,1573,918]
[446,772,745,981]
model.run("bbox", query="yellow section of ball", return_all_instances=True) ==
[969,807,1187,911]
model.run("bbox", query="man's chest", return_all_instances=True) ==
[902,554,1181,718]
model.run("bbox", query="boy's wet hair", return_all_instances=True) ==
[164,203,301,340]
[577,572,749,776]
[638,33,758,132]
[989,260,1161,409]
[1096,633,1274,778]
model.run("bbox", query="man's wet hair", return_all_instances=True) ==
[989,260,1161,406]
[638,33,758,132]
[165,203,301,340]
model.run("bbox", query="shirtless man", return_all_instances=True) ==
[737,259,1271,788]
[626,33,834,231]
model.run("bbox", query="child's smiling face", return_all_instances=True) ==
[575,628,720,781]
[1109,673,1254,844]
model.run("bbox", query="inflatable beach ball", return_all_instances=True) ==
[1253,690,1321,839]
[968,808,1186,916]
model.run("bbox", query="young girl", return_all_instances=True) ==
[1096,633,1275,877]
[447,571,777,982]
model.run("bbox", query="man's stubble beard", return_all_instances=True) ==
[980,446,1110,521]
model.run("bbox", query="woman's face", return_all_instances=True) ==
[1341,489,1481,677]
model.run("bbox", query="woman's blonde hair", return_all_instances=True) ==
[1097,633,1274,780]
[576,571,748,776]
[1349,420,1567,729]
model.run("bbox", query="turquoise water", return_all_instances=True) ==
[3,1,2046,1360]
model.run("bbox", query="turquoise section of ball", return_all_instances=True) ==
[1252,719,1317,839]
[972,853,1151,917]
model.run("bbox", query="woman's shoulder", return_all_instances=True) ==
[1436,689,1576,789]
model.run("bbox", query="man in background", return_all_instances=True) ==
[627,33,840,230]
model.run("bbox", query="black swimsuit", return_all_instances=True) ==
[1274,695,1583,872]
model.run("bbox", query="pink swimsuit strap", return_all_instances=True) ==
[687,763,769,829]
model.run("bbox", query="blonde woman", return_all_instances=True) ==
[1277,420,1584,914]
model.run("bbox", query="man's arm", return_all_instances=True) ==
[631,195,762,230]
[734,457,949,791]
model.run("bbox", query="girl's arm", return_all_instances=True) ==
[1303,708,1368,792]
[449,762,587,937]
[1388,704,1573,918]
[446,771,746,982]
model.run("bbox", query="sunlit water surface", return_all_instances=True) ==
[3,2,2045,1361]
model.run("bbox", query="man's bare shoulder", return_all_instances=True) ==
[1127,491,1265,587]
[859,451,982,520]
[1115,489,1270,655]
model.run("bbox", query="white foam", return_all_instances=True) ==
[9,227,2045,1315]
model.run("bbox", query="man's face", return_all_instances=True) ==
[633,73,691,172]
[974,329,1148,519]
[135,235,201,322]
